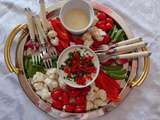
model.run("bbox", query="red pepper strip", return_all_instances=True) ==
[50,19,70,41]
[101,59,115,66]
[71,38,84,45]
[95,70,121,102]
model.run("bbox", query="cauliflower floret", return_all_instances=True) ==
[94,99,107,107]
[82,32,93,42]
[32,72,46,84]
[87,91,96,101]
[84,40,94,47]
[96,89,107,101]
[46,68,59,80]
[32,81,46,91]
[44,78,58,91]
[86,101,94,111]
[36,88,51,100]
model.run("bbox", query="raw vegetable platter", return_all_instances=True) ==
[4,1,150,120]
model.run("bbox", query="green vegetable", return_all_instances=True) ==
[107,72,126,80]
[103,65,127,80]
[107,69,127,75]
[103,66,122,71]
[110,25,118,39]
[113,29,123,42]
[109,25,125,42]
[24,56,58,78]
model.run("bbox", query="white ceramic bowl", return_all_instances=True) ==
[57,45,100,88]
[59,0,94,35]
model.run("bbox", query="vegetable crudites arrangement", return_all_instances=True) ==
[23,9,129,112]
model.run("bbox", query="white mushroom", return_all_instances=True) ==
[36,88,51,100]
[46,68,59,80]
[86,101,94,111]
[32,72,47,84]
[44,78,58,91]
[48,30,57,38]
[90,26,106,41]
[50,37,59,46]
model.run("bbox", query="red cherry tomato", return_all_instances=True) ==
[69,90,80,97]
[96,20,106,28]
[62,92,70,105]
[76,77,86,85]
[51,89,63,100]
[75,96,86,105]
[52,99,63,110]
[65,104,75,112]
[103,34,110,44]
[106,17,113,24]
[75,105,86,113]
[97,12,107,20]
[106,23,113,31]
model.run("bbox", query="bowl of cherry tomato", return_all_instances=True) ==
[57,45,100,88]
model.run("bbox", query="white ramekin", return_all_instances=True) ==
[57,45,100,88]
[59,0,94,35]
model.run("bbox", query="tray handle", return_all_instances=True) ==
[130,47,150,87]
[4,24,27,74]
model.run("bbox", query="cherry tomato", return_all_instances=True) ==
[96,20,106,28]
[52,99,63,110]
[75,105,86,113]
[97,12,107,20]
[64,65,70,74]
[65,104,75,112]
[106,23,113,31]
[69,90,80,97]
[106,17,113,24]
[75,96,86,105]
[51,89,63,101]
[62,92,70,105]
[103,34,110,44]
[76,77,86,85]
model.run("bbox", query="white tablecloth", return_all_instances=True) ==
[0,0,160,120]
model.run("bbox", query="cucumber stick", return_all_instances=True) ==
[103,66,122,71]
[107,72,126,80]
[113,29,123,42]
[103,66,127,80]
[110,25,118,39]
[107,69,127,75]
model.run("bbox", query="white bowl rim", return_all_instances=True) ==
[57,45,100,88]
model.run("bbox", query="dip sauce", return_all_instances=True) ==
[63,9,89,30]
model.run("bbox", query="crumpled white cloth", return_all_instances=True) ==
[0,0,160,120]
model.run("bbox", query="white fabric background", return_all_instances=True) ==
[0,0,160,120]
